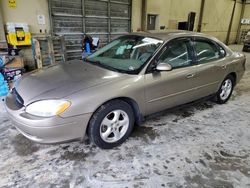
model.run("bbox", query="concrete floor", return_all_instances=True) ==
[0,45,250,188]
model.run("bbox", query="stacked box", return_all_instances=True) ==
[2,68,23,81]
[2,56,24,82]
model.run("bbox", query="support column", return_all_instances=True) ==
[197,0,205,32]
[82,0,86,36]
[108,0,111,42]
[236,0,246,44]
[226,0,237,45]
[141,0,147,31]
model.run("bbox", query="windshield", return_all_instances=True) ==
[86,35,163,74]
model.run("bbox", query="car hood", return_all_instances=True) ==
[15,60,126,105]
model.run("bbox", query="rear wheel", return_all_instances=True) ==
[215,75,234,104]
[88,100,135,149]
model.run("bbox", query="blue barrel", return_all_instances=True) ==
[0,73,8,96]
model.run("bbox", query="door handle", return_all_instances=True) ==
[221,65,227,69]
[186,73,195,79]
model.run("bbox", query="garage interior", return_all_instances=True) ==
[1,0,250,187]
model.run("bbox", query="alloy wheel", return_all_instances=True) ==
[220,79,233,101]
[100,110,129,143]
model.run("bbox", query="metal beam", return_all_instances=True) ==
[129,0,132,33]
[197,0,205,32]
[226,0,237,45]
[82,0,86,36]
[236,0,246,44]
[141,0,147,31]
[108,0,111,42]
[48,0,54,36]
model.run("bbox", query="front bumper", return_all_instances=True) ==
[5,94,92,144]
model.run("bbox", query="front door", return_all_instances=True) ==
[144,38,197,115]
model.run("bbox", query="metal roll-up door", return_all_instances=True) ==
[110,0,131,41]
[85,0,109,46]
[49,0,83,60]
[49,0,131,61]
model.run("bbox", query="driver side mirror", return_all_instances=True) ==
[156,63,172,71]
[220,49,226,57]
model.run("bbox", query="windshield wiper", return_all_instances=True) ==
[84,58,101,64]
[85,58,122,73]
[84,58,137,74]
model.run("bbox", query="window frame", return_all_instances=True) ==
[145,37,196,74]
[191,37,227,64]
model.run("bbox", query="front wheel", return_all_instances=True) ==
[215,75,234,104]
[88,100,135,149]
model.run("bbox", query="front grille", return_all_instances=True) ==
[12,88,24,108]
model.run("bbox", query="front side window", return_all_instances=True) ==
[86,35,163,74]
[193,40,221,64]
[156,39,192,69]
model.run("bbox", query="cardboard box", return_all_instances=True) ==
[5,56,24,68]
[2,67,23,81]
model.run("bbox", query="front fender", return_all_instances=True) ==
[60,75,146,118]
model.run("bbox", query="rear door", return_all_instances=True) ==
[144,37,198,115]
[190,37,228,98]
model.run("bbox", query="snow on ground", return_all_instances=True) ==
[0,45,250,188]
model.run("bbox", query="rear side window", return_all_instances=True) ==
[193,40,222,64]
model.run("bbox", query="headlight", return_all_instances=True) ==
[25,100,71,117]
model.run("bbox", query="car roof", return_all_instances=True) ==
[129,30,209,41]
[128,30,234,60]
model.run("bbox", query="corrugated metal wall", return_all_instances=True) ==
[49,0,131,60]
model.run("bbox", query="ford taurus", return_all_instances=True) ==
[5,31,246,149]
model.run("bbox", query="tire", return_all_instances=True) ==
[215,75,235,104]
[242,46,247,52]
[88,100,135,149]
